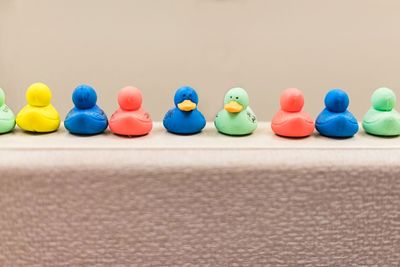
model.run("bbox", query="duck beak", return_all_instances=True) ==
[224,101,243,113]
[178,100,197,111]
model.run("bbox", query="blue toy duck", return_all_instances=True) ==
[163,86,206,135]
[316,89,359,138]
[64,85,108,135]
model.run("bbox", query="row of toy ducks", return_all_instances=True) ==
[0,83,400,138]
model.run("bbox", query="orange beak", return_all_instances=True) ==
[178,100,197,111]
[224,101,243,113]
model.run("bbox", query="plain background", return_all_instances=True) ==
[1,0,400,120]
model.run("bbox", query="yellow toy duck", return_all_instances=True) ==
[16,83,61,133]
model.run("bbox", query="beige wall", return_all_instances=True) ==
[1,0,400,120]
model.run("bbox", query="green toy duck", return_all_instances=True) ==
[16,83,61,133]
[214,87,257,135]
[0,88,16,134]
[363,87,400,136]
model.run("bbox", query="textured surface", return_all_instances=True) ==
[1,122,400,150]
[1,124,400,266]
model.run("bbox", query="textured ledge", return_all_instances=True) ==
[1,122,400,149]
[0,122,399,168]
[0,122,400,266]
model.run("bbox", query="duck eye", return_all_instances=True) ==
[236,97,239,100]
[230,96,233,99]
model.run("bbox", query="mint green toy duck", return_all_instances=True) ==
[363,87,400,136]
[0,88,16,134]
[214,87,257,135]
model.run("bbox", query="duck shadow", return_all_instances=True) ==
[165,130,203,136]
[314,133,355,140]
[67,132,108,138]
[216,131,253,138]
[22,131,57,136]
[111,132,150,139]
[274,134,312,140]
[361,131,400,139]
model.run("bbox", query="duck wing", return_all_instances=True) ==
[40,105,60,120]
[0,105,15,120]
[246,107,257,123]
[89,106,108,121]
[363,108,385,124]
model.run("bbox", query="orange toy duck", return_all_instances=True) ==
[271,88,314,137]
[109,86,153,136]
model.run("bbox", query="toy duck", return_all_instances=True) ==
[271,88,314,137]
[214,87,257,136]
[163,86,206,135]
[316,89,359,138]
[0,88,16,134]
[363,87,400,136]
[109,86,152,136]
[16,83,60,133]
[64,85,108,135]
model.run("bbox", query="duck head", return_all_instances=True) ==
[73,84,97,109]
[280,88,304,112]
[372,87,396,112]
[224,87,249,113]
[26,83,52,107]
[174,86,198,112]
[325,89,349,113]
[0,88,5,107]
[118,86,143,111]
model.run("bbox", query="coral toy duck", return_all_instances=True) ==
[0,88,16,134]
[64,85,108,135]
[163,86,206,135]
[214,87,257,136]
[363,87,400,136]
[109,86,152,136]
[16,83,60,133]
[316,89,359,138]
[271,88,314,137]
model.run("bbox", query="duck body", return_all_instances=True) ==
[362,87,400,136]
[315,88,358,138]
[16,104,60,133]
[272,110,314,137]
[109,86,153,136]
[0,104,16,134]
[362,108,400,136]
[16,83,60,133]
[271,88,314,137]
[215,107,257,136]
[163,86,206,135]
[64,85,108,135]
[163,108,206,135]
[316,109,359,138]
[215,87,257,136]
[109,108,152,136]
[65,106,108,135]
